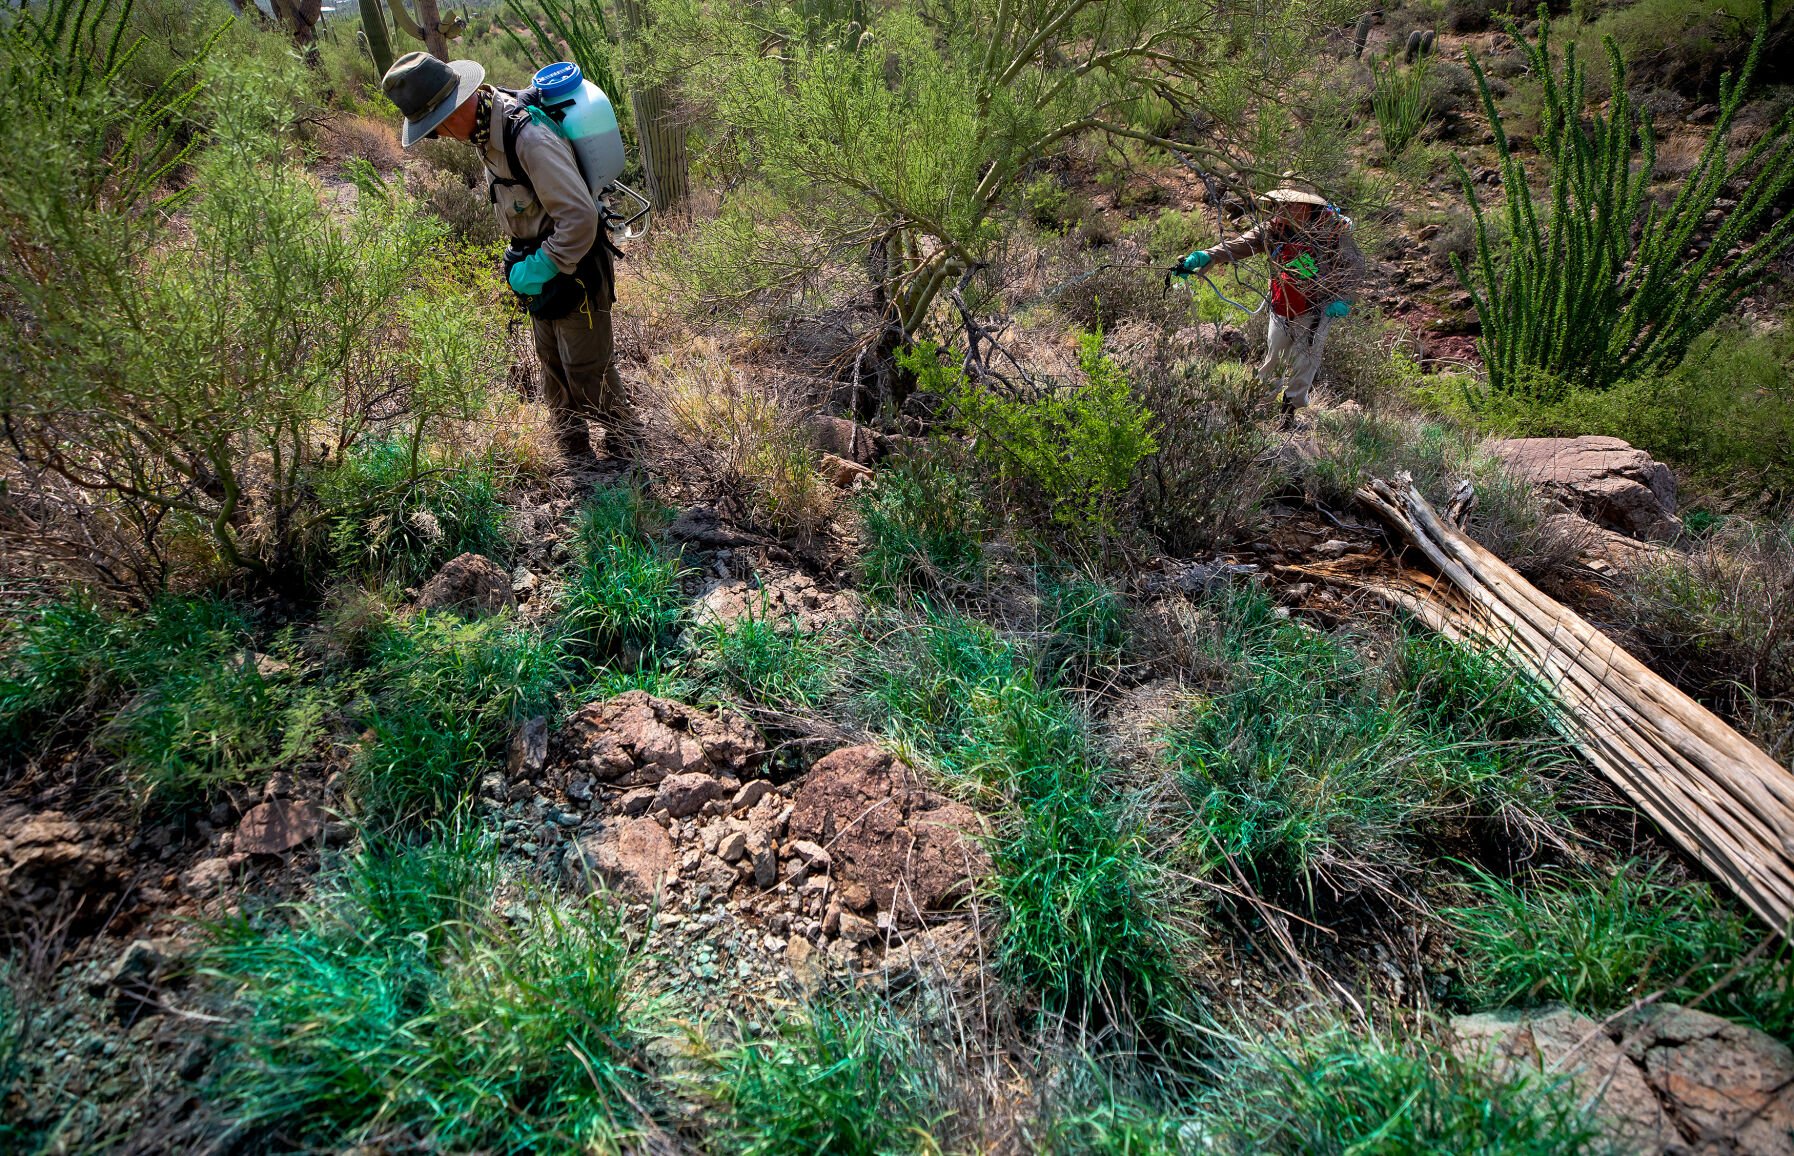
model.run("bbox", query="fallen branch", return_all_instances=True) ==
[1357,476,1794,934]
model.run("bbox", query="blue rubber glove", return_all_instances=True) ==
[508,249,558,296]
[1324,299,1351,318]
[1173,250,1212,277]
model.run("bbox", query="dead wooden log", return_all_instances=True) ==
[1357,476,1794,933]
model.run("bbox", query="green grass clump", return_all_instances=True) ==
[707,1002,942,1155]
[855,454,987,601]
[1445,864,1794,1036]
[1169,586,1566,909]
[1040,568,1127,679]
[858,610,1182,1021]
[1187,1019,1602,1154]
[207,833,657,1150]
[350,613,566,828]
[316,439,513,586]
[1,595,320,804]
[560,485,686,660]
[696,607,839,712]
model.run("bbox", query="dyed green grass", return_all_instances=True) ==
[1445,864,1794,1036]
[706,1002,943,1156]
[857,609,1183,1022]
[1168,585,1569,908]
[856,454,987,601]
[316,439,513,587]
[206,833,657,1151]
[696,608,839,712]
[559,485,686,660]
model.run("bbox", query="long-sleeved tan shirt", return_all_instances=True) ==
[1200,209,1366,316]
[480,89,600,275]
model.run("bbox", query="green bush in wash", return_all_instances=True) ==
[910,332,1159,546]
[1454,9,1794,397]
[206,833,659,1150]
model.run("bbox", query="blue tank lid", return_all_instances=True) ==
[533,62,583,97]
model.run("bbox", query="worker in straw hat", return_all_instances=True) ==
[1174,175,1365,424]
[381,50,637,466]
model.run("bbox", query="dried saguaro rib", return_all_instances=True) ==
[1357,477,1794,933]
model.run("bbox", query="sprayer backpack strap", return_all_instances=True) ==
[486,87,627,264]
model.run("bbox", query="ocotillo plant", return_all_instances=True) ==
[1371,53,1432,156]
[1454,8,1794,397]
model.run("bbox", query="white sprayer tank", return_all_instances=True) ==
[532,62,626,196]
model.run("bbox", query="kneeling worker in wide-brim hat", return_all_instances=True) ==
[1174,176,1366,424]
[382,50,638,465]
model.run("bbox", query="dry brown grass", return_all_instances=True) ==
[636,335,837,545]
[320,114,404,174]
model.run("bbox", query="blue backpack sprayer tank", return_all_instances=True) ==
[530,62,652,239]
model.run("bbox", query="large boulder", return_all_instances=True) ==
[562,692,763,788]
[1451,1003,1794,1155]
[1618,1003,1794,1156]
[786,746,990,927]
[1452,1004,1669,1153]
[1489,436,1680,540]
[417,553,516,616]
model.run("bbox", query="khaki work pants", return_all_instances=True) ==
[1258,308,1335,407]
[531,282,635,455]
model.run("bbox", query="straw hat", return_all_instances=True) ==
[1257,173,1329,209]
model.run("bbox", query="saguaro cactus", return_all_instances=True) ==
[360,0,394,72]
[363,0,465,64]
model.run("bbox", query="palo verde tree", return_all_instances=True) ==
[656,0,1318,346]
[1455,8,1794,398]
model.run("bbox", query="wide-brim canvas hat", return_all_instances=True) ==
[1258,173,1328,208]
[384,51,485,148]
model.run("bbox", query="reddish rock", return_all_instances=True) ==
[571,818,674,899]
[562,692,763,787]
[417,553,516,616]
[236,798,325,855]
[809,415,880,464]
[786,746,990,926]
[0,810,127,919]
[653,772,725,819]
[1619,1003,1794,1156]
[507,716,549,779]
[1489,436,1680,540]
[820,453,873,490]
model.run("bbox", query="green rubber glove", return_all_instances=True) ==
[508,249,558,296]
[1324,299,1351,318]
[1174,250,1212,277]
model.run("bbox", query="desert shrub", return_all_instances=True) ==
[1186,1018,1602,1154]
[1455,13,1794,396]
[406,163,504,245]
[1445,864,1794,1034]
[1455,320,1794,502]
[0,20,483,588]
[349,614,566,828]
[913,334,1158,546]
[706,1002,944,1156]
[1299,407,1583,578]
[1128,357,1283,553]
[207,834,658,1149]
[1168,585,1567,909]
[1617,517,1794,760]
[856,610,1184,1022]
[315,440,513,587]
[559,486,687,661]
[695,609,839,712]
[855,452,988,601]
[1578,0,1793,97]
[0,595,321,804]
